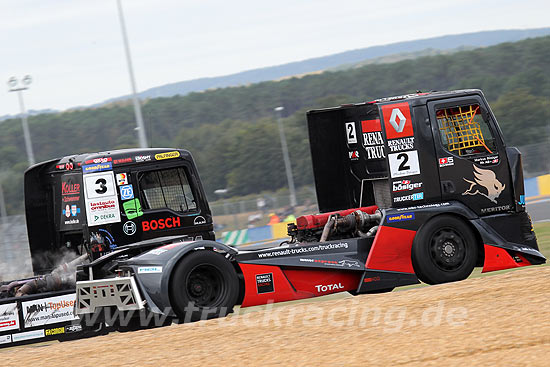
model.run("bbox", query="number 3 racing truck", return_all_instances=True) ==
[0,89,545,347]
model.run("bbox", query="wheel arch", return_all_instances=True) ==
[414,212,484,268]
[160,241,238,312]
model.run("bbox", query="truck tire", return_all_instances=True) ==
[412,215,477,285]
[170,250,239,323]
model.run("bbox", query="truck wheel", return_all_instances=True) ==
[412,215,477,285]
[170,250,239,323]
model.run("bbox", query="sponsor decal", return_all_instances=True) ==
[0,335,12,345]
[473,155,499,166]
[87,198,121,226]
[299,258,360,268]
[22,294,78,328]
[345,122,358,144]
[84,171,120,226]
[314,283,344,293]
[62,204,81,218]
[56,164,65,170]
[84,171,117,199]
[387,137,414,152]
[116,173,128,185]
[392,180,423,192]
[134,155,151,162]
[84,157,112,165]
[388,150,420,178]
[0,303,19,332]
[120,184,134,200]
[257,242,349,259]
[82,162,113,174]
[256,273,274,294]
[138,266,163,274]
[361,118,382,133]
[480,204,512,214]
[518,195,525,206]
[148,242,189,255]
[123,198,143,220]
[62,195,80,203]
[11,330,45,342]
[98,228,117,251]
[123,221,137,236]
[393,192,424,203]
[61,181,80,196]
[113,157,133,165]
[45,327,65,336]
[439,157,454,167]
[149,249,167,256]
[382,102,414,140]
[155,151,180,160]
[396,202,451,212]
[463,166,505,204]
[65,324,83,334]
[348,150,359,161]
[193,216,206,225]
[361,119,385,160]
[363,276,381,283]
[142,217,181,231]
[386,212,415,223]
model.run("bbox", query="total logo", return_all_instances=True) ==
[142,217,181,231]
[392,180,423,192]
[439,157,454,167]
[314,283,344,293]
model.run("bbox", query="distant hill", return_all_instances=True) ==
[101,27,550,104]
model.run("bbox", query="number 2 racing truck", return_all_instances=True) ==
[0,89,545,347]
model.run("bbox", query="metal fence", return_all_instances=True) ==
[0,215,33,281]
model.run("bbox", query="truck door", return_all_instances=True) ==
[427,95,514,216]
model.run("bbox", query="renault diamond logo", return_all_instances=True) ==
[388,108,407,133]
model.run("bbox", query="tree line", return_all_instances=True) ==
[1,35,549,213]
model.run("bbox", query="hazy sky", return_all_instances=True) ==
[1,0,549,115]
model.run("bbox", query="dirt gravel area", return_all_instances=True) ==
[2,266,549,366]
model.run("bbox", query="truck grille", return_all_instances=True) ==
[75,276,144,315]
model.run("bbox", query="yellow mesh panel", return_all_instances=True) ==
[437,105,486,156]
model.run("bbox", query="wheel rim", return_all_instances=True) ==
[185,264,226,307]
[428,228,467,272]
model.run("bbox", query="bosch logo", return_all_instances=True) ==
[388,108,407,133]
[123,221,137,236]
[142,217,181,231]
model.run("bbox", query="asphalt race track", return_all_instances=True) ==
[2,266,548,367]
[527,198,550,222]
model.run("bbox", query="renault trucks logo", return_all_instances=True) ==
[389,108,407,133]
[382,102,414,139]
[463,166,505,204]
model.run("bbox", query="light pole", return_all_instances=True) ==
[7,76,35,166]
[116,0,148,148]
[274,106,297,207]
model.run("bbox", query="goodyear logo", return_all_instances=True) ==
[155,151,180,160]
[45,327,65,336]
[386,212,415,223]
[82,162,112,173]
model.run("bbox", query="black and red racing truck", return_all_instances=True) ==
[0,89,545,347]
